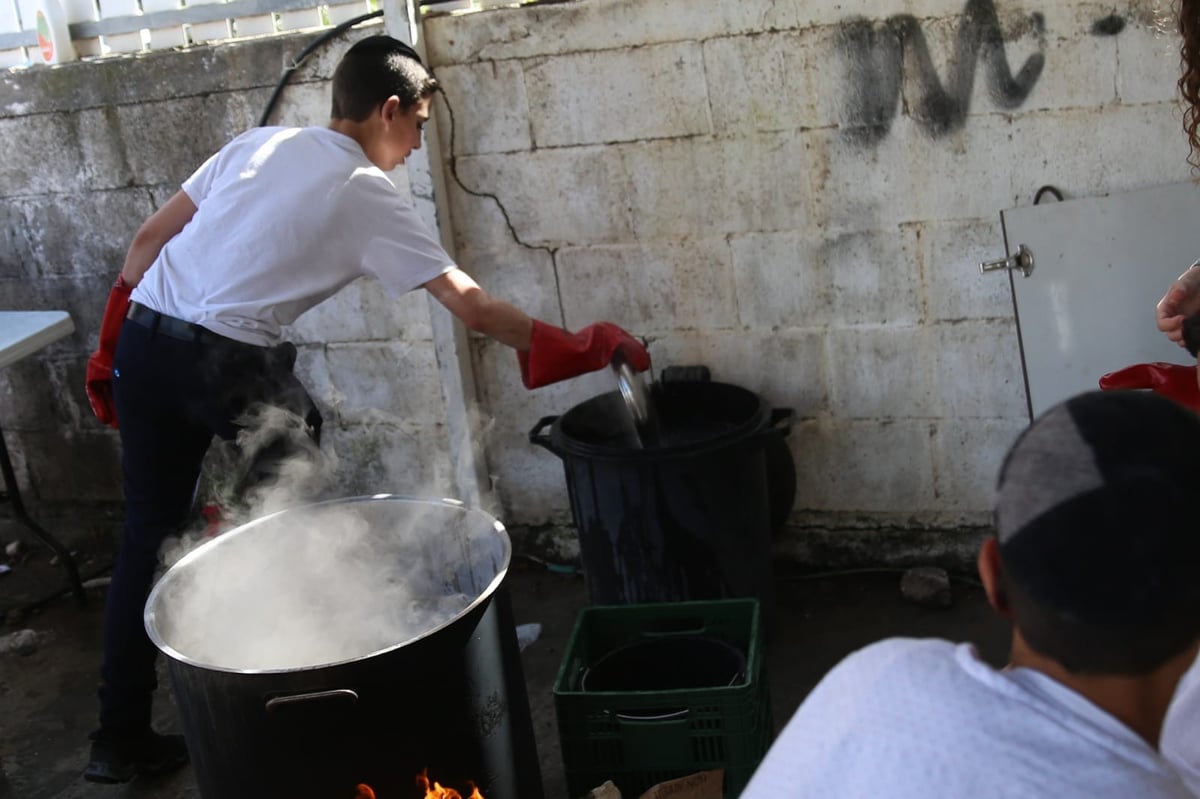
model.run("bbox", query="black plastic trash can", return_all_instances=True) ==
[530,380,793,615]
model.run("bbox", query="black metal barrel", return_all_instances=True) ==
[144,495,543,799]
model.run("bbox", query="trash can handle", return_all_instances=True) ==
[529,415,560,451]
[762,407,794,439]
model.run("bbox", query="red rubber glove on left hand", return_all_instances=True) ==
[85,275,132,427]
[1098,362,1200,411]
[518,320,650,389]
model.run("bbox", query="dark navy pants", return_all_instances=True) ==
[99,315,321,734]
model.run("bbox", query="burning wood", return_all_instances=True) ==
[417,769,484,799]
[351,771,484,799]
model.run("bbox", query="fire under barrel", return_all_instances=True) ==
[144,495,543,799]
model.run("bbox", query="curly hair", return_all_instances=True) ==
[1180,0,1200,168]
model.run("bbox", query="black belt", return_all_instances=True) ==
[126,302,222,343]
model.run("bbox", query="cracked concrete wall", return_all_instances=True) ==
[0,25,455,527]
[421,0,1191,566]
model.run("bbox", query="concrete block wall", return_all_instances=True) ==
[422,0,1195,565]
[0,0,1191,571]
[0,25,454,525]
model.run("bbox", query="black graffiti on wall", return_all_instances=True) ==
[838,0,1046,143]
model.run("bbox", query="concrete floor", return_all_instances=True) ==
[0,522,1011,799]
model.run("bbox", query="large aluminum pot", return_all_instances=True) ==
[144,495,538,799]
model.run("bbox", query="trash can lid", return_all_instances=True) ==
[555,381,770,458]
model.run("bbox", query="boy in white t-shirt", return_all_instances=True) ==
[80,35,650,784]
[741,390,1200,799]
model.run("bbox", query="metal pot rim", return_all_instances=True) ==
[142,493,511,675]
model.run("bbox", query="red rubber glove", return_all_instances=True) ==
[518,320,650,389]
[1098,362,1200,411]
[85,275,132,427]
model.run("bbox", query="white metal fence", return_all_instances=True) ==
[0,0,521,69]
[0,0,379,67]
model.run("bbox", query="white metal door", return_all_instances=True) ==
[995,180,1200,420]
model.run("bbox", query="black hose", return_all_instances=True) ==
[258,9,384,127]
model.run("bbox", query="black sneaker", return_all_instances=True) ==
[83,728,189,784]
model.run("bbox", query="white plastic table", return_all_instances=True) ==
[0,311,75,369]
[0,311,86,605]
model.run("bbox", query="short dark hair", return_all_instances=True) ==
[1000,570,1200,674]
[994,390,1200,675]
[330,35,440,122]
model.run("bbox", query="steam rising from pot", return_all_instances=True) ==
[147,399,507,671]
[161,402,335,569]
[149,498,507,671]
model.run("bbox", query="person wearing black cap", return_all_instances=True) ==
[740,390,1200,798]
[79,34,649,784]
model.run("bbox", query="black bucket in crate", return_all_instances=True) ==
[529,379,793,615]
[581,636,747,693]
[553,598,773,799]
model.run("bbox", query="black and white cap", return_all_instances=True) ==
[995,390,1200,624]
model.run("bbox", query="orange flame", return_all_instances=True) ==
[353,786,376,799]
[417,769,484,799]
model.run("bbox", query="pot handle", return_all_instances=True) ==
[528,415,560,452]
[265,688,358,713]
[761,407,794,439]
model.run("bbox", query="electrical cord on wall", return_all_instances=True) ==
[254,13,538,256]
[254,13,566,329]
[258,9,384,127]
[1033,185,1064,204]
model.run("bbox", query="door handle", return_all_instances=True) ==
[980,243,1034,277]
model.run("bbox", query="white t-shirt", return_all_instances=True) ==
[740,638,1196,799]
[132,126,456,346]
[1163,653,1200,795]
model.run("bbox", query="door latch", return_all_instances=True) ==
[979,243,1034,277]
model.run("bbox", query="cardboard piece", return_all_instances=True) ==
[638,770,724,799]
[582,781,622,799]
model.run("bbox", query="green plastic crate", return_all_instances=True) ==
[553,598,774,799]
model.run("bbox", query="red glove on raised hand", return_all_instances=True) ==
[518,320,650,389]
[1098,362,1200,411]
[85,275,132,427]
